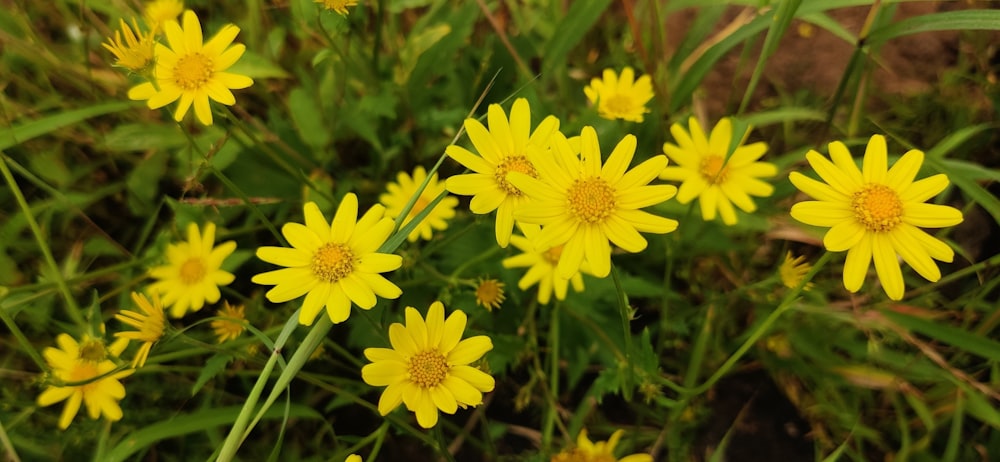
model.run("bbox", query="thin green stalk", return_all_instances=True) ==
[610,264,634,399]
[433,426,457,462]
[0,302,46,371]
[0,416,21,462]
[0,154,85,327]
[541,303,561,449]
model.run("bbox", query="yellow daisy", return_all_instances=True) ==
[37,334,133,429]
[474,278,505,311]
[144,0,184,32]
[114,292,167,368]
[789,134,964,300]
[315,0,359,16]
[659,117,777,225]
[103,18,156,72]
[779,251,813,291]
[508,126,679,279]
[361,301,494,429]
[148,222,237,318]
[252,194,403,326]
[551,429,652,462]
[445,97,560,247]
[345,455,362,462]
[583,67,655,123]
[211,301,247,343]
[379,166,458,242]
[127,10,253,126]
[502,224,589,305]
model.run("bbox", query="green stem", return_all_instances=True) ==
[433,426,457,462]
[541,303,561,449]
[0,301,46,371]
[610,264,633,399]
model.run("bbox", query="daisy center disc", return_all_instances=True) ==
[173,52,214,91]
[69,362,101,390]
[408,197,429,218]
[542,245,564,266]
[78,338,107,363]
[699,155,730,184]
[475,280,504,308]
[605,93,634,115]
[179,258,207,285]
[852,184,903,232]
[568,177,616,224]
[408,349,448,388]
[311,243,355,283]
[495,155,538,196]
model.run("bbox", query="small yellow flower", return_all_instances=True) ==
[37,334,133,429]
[502,224,590,305]
[551,429,652,462]
[659,117,778,225]
[789,135,964,300]
[509,127,679,279]
[583,67,655,122]
[779,251,813,291]
[445,97,560,247]
[315,0,359,16]
[361,301,494,428]
[252,194,403,326]
[128,10,253,125]
[211,301,247,343]
[115,292,167,368]
[379,166,458,242]
[474,278,505,311]
[144,0,184,32]
[102,18,156,72]
[149,222,237,318]
[345,455,362,462]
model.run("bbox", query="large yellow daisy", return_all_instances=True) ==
[37,334,133,429]
[551,429,652,462]
[445,97,560,248]
[659,117,777,225]
[361,301,494,428]
[502,224,590,305]
[127,10,253,126]
[508,127,679,278]
[583,67,655,123]
[148,222,237,318]
[789,134,964,300]
[252,194,403,325]
[379,165,458,242]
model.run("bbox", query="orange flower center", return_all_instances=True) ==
[852,184,903,232]
[475,279,505,311]
[543,245,564,266]
[173,52,214,91]
[311,243,355,283]
[68,361,101,391]
[568,177,616,224]
[494,155,538,196]
[699,155,730,184]
[179,258,207,285]
[408,196,430,219]
[408,350,448,388]
[605,93,634,115]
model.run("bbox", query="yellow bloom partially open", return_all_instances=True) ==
[103,18,155,72]
[789,135,964,300]
[551,429,652,462]
[115,292,167,368]
[211,301,247,343]
[315,0,359,16]
[584,67,655,122]
[148,222,236,318]
[37,334,133,429]
[379,166,458,242]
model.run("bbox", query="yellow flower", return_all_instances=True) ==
[445,97,560,247]
[144,0,184,32]
[659,117,777,225]
[789,134,964,300]
[115,292,167,368]
[149,222,237,318]
[102,18,156,72]
[315,0,359,16]
[551,429,652,462]
[361,301,494,429]
[37,334,133,429]
[583,67,655,123]
[508,127,679,279]
[211,301,247,343]
[345,455,362,462]
[252,194,403,326]
[779,251,813,291]
[379,166,458,242]
[502,224,589,305]
[474,278,505,311]
[128,10,253,126]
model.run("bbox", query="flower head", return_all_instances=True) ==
[144,0,184,32]
[779,251,813,291]
[474,278,505,311]
[361,301,494,428]
[114,292,166,368]
[103,18,156,72]
[37,334,133,429]
[584,67,655,122]
[659,117,777,225]
[445,98,560,247]
[789,135,964,300]
[315,0,359,16]
[379,166,458,242]
[211,301,247,343]
[551,429,652,462]
[509,127,679,279]
[127,10,253,125]
[345,455,362,462]
[502,224,590,305]
[149,222,237,318]
[252,194,403,325]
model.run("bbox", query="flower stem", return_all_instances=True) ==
[433,426,457,462]
[610,264,634,399]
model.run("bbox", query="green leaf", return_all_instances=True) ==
[126,149,168,215]
[288,87,330,149]
[866,10,1000,47]
[738,0,802,113]
[736,107,826,127]
[541,0,613,74]
[191,353,234,396]
[0,102,133,151]
[227,50,291,79]
[882,309,1000,362]
[103,123,189,152]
